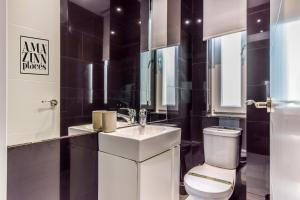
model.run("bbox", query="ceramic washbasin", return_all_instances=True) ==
[98,125,181,162]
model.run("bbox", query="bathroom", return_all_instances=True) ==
[0,0,300,199]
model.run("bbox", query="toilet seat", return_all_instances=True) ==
[184,163,236,199]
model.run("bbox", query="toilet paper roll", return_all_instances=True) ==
[102,111,117,133]
[92,110,106,130]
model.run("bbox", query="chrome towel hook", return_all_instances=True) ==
[41,99,58,108]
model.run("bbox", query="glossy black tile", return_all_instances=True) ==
[247,47,270,86]
[7,141,61,200]
[60,116,91,136]
[247,121,270,155]
[61,87,84,99]
[247,85,270,122]
[191,90,205,115]
[82,89,105,116]
[190,115,203,141]
[191,141,204,166]
[61,97,83,119]
[246,153,270,198]
[60,58,89,89]
[248,0,270,15]
[192,63,206,91]
[180,140,193,184]
[68,2,103,37]
[69,144,98,200]
[192,39,207,64]
[61,25,83,59]
[230,163,247,200]
[247,36,269,50]
[247,9,270,35]
[246,1,271,197]
[82,33,103,64]
[7,134,99,200]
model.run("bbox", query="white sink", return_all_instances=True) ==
[98,125,181,162]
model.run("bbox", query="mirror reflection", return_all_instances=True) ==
[140,46,179,122]
[61,0,144,137]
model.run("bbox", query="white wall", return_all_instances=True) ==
[0,0,7,198]
[7,0,60,146]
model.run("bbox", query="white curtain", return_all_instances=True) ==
[203,0,246,40]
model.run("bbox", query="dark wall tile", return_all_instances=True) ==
[82,89,105,116]
[7,134,99,200]
[247,121,270,155]
[192,63,206,91]
[246,153,270,198]
[61,87,84,99]
[7,141,61,200]
[247,37,269,49]
[247,9,270,35]
[69,144,98,200]
[192,40,206,64]
[248,0,270,14]
[180,140,193,181]
[61,26,83,59]
[247,47,270,85]
[246,0,271,197]
[68,2,103,37]
[60,116,91,136]
[61,58,89,89]
[61,0,108,137]
[190,115,203,141]
[61,97,83,119]
[247,85,270,122]
[192,90,206,115]
[191,141,204,166]
[82,34,103,64]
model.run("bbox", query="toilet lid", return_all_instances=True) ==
[184,163,236,199]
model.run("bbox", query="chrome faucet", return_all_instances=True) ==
[118,108,136,124]
[139,108,147,127]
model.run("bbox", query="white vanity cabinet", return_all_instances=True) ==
[98,125,181,200]
[98,146,180,200]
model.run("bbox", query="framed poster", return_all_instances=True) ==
[20,36,49,75]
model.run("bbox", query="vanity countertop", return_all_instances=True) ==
[8,121,135,148]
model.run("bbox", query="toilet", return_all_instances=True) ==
[184,127,241,200]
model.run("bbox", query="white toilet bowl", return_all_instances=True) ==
[184,127,241,200]
[184,163,236,200]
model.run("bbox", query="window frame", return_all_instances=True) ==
[207,31,247,118]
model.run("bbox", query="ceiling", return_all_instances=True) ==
[70,0,110,16]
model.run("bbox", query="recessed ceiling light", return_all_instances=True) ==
[110,31,116,35]
[260,30,264,33]
[257,18,262,23]
[185,19,191,25]
[116,7,122,13]
[138,20,141,25]
[196,18,202,24]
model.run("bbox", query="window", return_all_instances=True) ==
[207,31,246,117]
[156,46,178,111]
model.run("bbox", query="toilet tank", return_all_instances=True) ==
[204,127,241,169]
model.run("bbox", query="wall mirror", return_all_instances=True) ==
[61,0,142,136]
[139,0,181,123]
[140,46,179,122]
